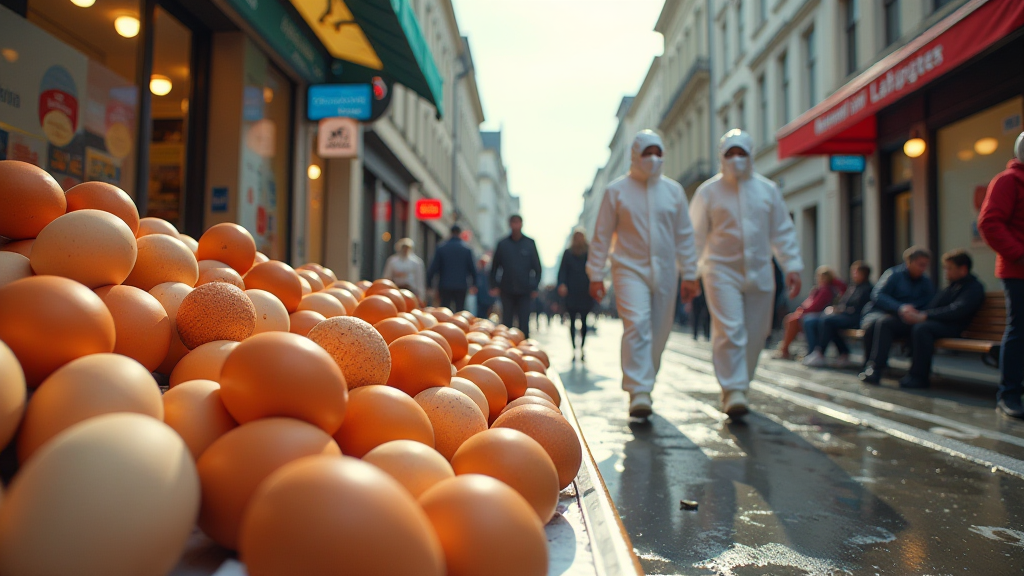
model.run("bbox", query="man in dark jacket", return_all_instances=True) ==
[894,250,986,389]
[490,215,542,337]
[426,224,477,312]
[802,261,873,368]
[859,247,936,384]
[978,133,1024,418]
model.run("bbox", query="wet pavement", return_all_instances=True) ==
[530,316,1024,576]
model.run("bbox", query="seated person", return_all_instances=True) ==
[859,247,936,384]
[893,249,985,388]
[803,261,873,368]
[775,266,845,359]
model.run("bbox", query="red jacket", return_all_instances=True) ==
[797,279,846,314]
[978,159,1024,280]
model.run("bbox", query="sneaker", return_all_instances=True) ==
[802,351,826,367]
[629,392,653,419]
[997,396,1024,419]
[722,390,749,418]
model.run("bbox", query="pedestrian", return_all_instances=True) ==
[978,132,1024,419]
[690,129,803,418]
[558,228,596,361]
[474,255,496,320]
[426,224,477,312]
[587,130,699,419]
[382,237,426,303]
[774,266,844,360]
[490,214,542,337]
[802,261,873,368]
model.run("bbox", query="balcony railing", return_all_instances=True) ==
[660,57,711,125]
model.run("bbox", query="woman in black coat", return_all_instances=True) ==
[558,229,596,361]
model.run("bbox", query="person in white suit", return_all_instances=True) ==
[587,130,700,419]
[690,129,803,417]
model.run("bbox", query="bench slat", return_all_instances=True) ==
[935,338,998,354]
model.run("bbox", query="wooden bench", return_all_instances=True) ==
[839,291,1006,367]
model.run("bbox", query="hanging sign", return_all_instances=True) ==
[317,117,359,158]
[415,198,442,220]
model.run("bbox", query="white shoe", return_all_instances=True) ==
[629,392,653,419]
[722,390,749,418]
[802,351,826,367]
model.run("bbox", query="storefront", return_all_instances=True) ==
[776,0,1024,290]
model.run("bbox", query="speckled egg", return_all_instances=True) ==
[413,387,487,461]
[307,316,391,389]
[30,210,138,289]
[176,283,256,349]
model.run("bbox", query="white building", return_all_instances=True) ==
[477,130,519,253]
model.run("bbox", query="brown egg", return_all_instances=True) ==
[466,343,483,357]
[400,311,424,329]
[246,289,290,334]
[196,266,245,289]
[0,252,32,288]
[400,289,419,311]
[179,234,199,256]
[298,292,346,318]
[451,428,559,522]
[369,287,407,313]
[456,365,508,423]
[150,282,193,374]
[449,377,488,420]
[506,328,526,345]
[523,388,557,405]
[333,386,433,457]
[0,276,115,387]
[468,345,507,365]
[289,310,326,336]
[64,181,140,235]
[388,335,452,397]
[197,223,256,274]
[525,371,561,405]
[430,307,455,323]
[17,353,162,463]
[363,440,453,498]
[94,285,171,371]
[523,355,547,374]
[353,294,399,324]
[506,347,530,372]
[197,418,340,550]
[239,455,444,576]
[0,341,26,451]
[431,322,469,361]
[244,261,303,313]
[519,345,550,368]
[176,282,256,349]
[0,160,66,240]
[374,317,419,344]
[0,413,199,576]
[450,314,471,330]
[489,337,513,349]
[419,328,454,360]
[412,308,438,329]
[483,356,528,401]
[169,340,239,387]
[124,234,199,290]
[299,276,311,295]
[30,210,138,288]
[197,259,230,272]
[324,288,359,315]
[253,251,269,264]
[219,332,348,434]
[500,396,561,416]
[307,316,391,389]
[162,379,238,460]
[0,239,34,258]
[467,331,490,346]
[330,280,364,299]
[453,356,471,371]
[297,269,325,292]
[419,475,547,576]
[370,278,399,291]
[413,387,487,461]
[492,405,582,489]
[137,216,180,238]
[298,264,335,288]
[356,279,373,292]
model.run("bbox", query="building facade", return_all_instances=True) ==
[477,130,518,253]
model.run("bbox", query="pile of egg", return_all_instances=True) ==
[0,160,582,576]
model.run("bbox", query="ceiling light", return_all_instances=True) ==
[114,16,140,38]
[70,0,96,6]
[903,137,926,158]
[974,137,998,156]
[307,165,322,180]
[150,75,172,96]
[263,87,274,104]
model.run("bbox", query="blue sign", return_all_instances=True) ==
[830,155,866,173]
[211,187,228,213]
[308,85,372,121]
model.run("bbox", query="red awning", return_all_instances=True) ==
[776,0,1024,159]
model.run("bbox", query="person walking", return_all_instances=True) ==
[426,224,477,312]
[558,228,596,361]
[490,215,542,337]
[978,132,1024,419]
[474,255,496,320]
[690,129,803,418]
[382,238,426,303]
[587,130,699,419]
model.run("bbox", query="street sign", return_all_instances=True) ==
[415,198,443,220]
[829,155,866,173]
[308,84,372,121]
[317,117,360,158]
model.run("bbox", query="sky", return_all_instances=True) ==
[451,0,665,268]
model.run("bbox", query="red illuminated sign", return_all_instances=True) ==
[415,199,443,220]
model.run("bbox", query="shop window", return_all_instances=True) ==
[844,0,858,75]
[893,191,912,265]
[847,173,864,265]
[882,147,913,269]
[889,149,913,185]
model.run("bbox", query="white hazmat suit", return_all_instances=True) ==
[690,130,803,395]
[587,131,698,396]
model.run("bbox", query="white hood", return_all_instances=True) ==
[719,129,754,182]
[629,130,665,180]
[1015,132,1024,162]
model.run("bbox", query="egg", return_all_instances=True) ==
[449,377,489,420]
[506,347,531,372]
[330,279,364,299]
[93,285,171,371]
[466,343,483,358]
[429,307,455,324]
[197,223,257,274]
[413,387,486,461]
[64,181,140,235]
[0,160,66,240]
[297,269,325,292]
[244,261,303,312]
[196,418,341,550]
[162,379,238,460]
[455,365,508,423]
[0,341,26,450]
[400,289,419,311]
[179,234,199,256]
[388,335,452,397]
[483,356,528,400]
[412,309,438,329]
[289,310,326,336]
[0,239,34,258]
[492,405,582,489]
[176,282,256,349]
[169,340,239,387]
[219,332,348,434]
[370,287,408,313]
[430,322,469,361]
[0,252,32,288]
[324,287,359,315]
[239,455,445,576]
[467,331,491,346]
[0,276,115,386]
[400,311,424,329]
[353,294,399,324]
[307,316,391,389]
[196,266,246,289]
[246,289,290,334]
[419,474,548,576]
[519,345,550,368]
[363,440,453,498]
[124,234,199,290]
[198,259,231,272]
[298,263,335,288]
[30,210,138,288]
[374,317,419,344]
[525,372,561,404]
[523,388,557,405]
[501,396,561,415]
[137,216,180,238]
[253,251,269,264]
[298,292,346,317]
[299,276,311,295]
[356,279,373,292]
[333,386,433,457]
[523,356,547,374]
[0,413,199,576]
[17,353,162,463]
[370,278,399,291]
[451,428,559,522]
[150,282,194,374]
[468,345,507,365]
[419,328,454,360]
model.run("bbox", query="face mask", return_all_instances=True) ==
[640,155,664,178]
[723,156,751,180]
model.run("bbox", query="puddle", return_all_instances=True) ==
[969,525,1024,548]
[847,527,897,547]
[694,542,851,576]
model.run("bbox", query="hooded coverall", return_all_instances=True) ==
[587,131,698,394]
[689,130,803,392]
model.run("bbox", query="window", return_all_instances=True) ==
[845,0,859,75]
[721,20,729,71]
[933,0,955,11]
[884,0,900,47]
[847,173,864,264]
[779,52,790,124]
[737,98,746,131]
[758,74,769,144]
[804,28,816,108]
[758,0,768,26]
[737,1,745,56]
[720,109,730,133]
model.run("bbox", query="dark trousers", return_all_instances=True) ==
[810,314,860,355]
[1000,279,1024,401]
[438,289,467,313]
[907,321,962,380]
[862,314,911,369]
[691,296,710,341]
[568,310,589,349]
[501,294,532,338]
